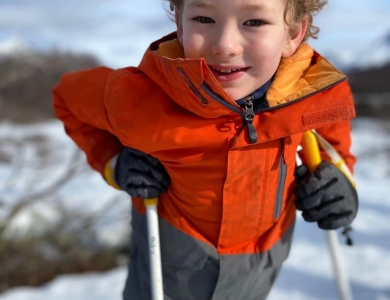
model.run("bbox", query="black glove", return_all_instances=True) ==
[294,161,358,230]
[115,147,170,199]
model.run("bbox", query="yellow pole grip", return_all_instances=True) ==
[301,131,322,172]
[144,197,159,206]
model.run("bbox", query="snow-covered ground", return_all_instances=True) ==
[0,117,389,300]
[0,121,131,247]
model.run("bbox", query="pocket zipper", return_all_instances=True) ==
[274,139,287,218]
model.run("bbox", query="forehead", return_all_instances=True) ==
[185,0,283,12]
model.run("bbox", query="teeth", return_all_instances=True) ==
[212,67,240,73]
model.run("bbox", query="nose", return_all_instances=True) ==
[211,24,243,58]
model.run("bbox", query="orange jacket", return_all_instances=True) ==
[53,32,356,255]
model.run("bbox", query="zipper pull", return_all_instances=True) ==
[244,96,258,143]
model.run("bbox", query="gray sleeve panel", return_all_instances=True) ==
[123,209,295,300]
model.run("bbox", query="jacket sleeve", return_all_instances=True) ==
[53,67,123,175]
[315,119,356,173]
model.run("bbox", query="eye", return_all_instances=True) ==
[244,19,266,27]
[192,16,215,23]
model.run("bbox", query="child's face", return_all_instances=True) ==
[177,0,304,100]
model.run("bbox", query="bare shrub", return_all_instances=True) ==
[0,51,100,123]
[0,210,127,292]
[0,125,130,292]
[347,62,390,120]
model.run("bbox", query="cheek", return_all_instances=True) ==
[182,32,206,58]
[251,35,286,61]
[247,41,283,76]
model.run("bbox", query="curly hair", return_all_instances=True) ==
[165,0,328,41]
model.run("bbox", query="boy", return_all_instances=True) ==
[53,0,358,299]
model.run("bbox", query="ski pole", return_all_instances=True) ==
[309,130,356,188]
[301,131,353,300]
[144,197,164,300]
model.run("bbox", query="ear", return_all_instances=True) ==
[282,17,308,58]
[175,10,184,45]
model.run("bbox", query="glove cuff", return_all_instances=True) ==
[104,154,121,190]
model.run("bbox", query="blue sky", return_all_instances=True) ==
[1,0,389,69]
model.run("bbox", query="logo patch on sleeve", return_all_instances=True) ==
[303,106,351,126]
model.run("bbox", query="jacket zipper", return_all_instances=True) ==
[177,67,258,143]
[243,95,258,143]
[199,82,258,143]
[274,138,287,218]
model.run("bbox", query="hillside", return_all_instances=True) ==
[346,63,390,118]
[0,51,100,123]
[347,63,390,93]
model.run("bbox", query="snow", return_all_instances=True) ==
[0,268,127,300]
[0,117,389,300]
[0,121,131,246]
[0,36,30,56]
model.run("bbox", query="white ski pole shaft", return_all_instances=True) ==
[327,230,353,300]
[301,131,353,300]
[145,198,164,300]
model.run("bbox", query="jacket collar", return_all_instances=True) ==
[137,32,349,118]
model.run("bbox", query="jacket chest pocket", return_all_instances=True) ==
[274,138,288,219]
[259,136,295,232]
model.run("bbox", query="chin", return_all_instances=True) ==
[224,90,249,101]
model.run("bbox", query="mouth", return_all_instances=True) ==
[209,66,249,74]
[208,65,249,82]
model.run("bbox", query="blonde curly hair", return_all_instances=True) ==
[165,0,328,41]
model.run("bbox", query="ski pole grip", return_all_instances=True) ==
[301,131,322,172]
[144,197,159,206]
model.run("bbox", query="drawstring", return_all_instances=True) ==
[342,225,354,246]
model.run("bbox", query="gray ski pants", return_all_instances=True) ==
[123,209,294,300]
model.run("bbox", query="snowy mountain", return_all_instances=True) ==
[0,37,31,56]
[320,31,390,71]
[352,31,390,69]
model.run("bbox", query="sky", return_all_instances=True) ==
[0,0,390,69]
[0,117,389,299]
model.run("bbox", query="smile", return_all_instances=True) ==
[210,67,243,74]
[209,66,249,82]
